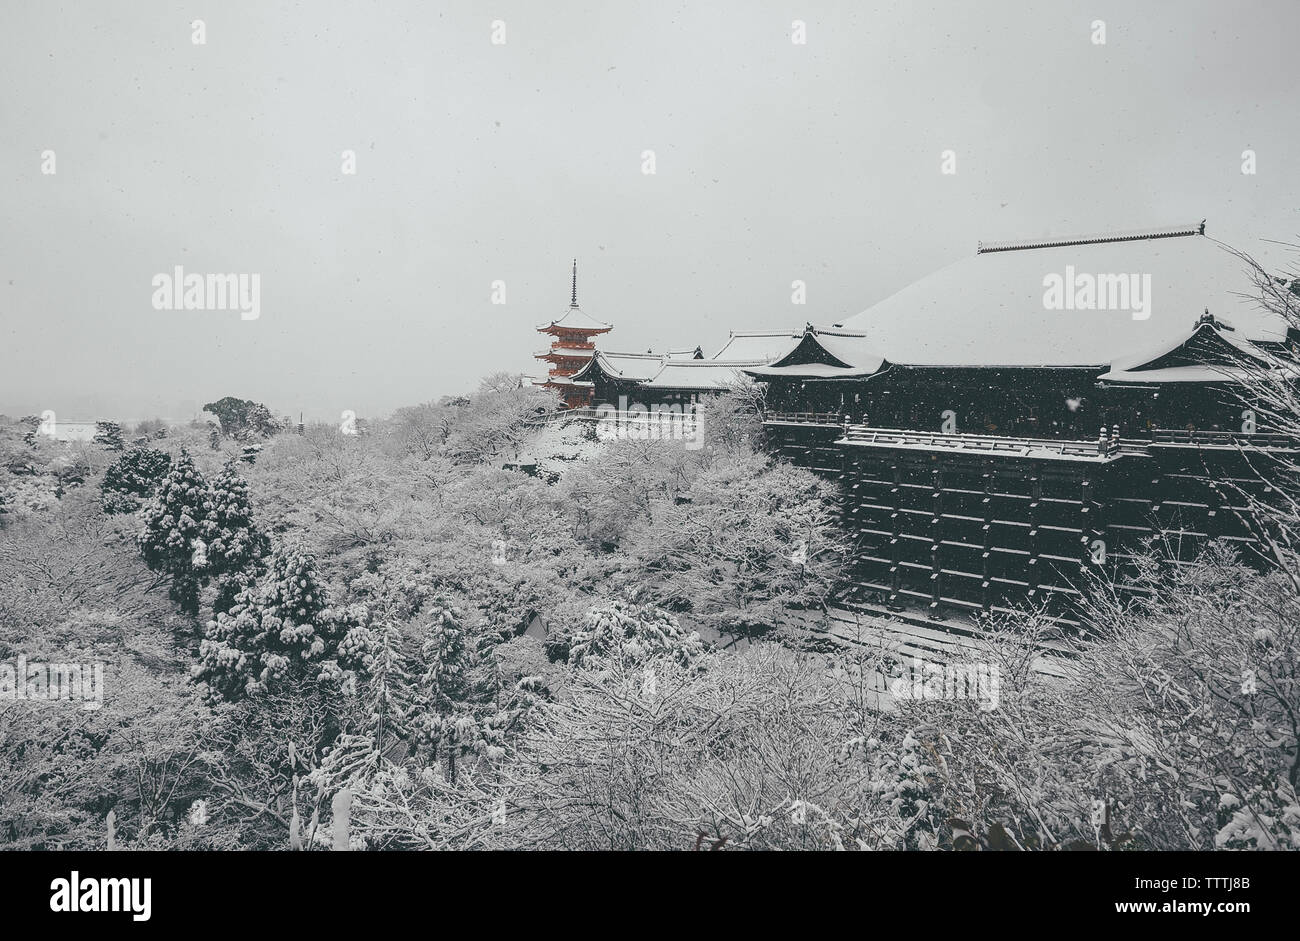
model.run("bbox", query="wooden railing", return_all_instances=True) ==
[839,426,1125,458]
[1150,428,1298,449]
[764,410,845,426]
[527,407,598,426]
[767,417,1300,456]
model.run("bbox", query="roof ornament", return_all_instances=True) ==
[570,259,579,308]
[977,223,1204,254]
[1197,308,1236,331]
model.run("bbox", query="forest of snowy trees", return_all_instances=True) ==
[2,342,1299,850]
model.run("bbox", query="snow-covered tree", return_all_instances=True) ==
[626,453,849,639]
[202,396,280,442]
[442,378,558,464]
[415,601,478,782]
[197,547,358,700]
[385,401,457,461]
[101,447,171,514]
[138,450,211,614]
[93,421,125,452]
[565,600,707,671]
[204,460,271,615]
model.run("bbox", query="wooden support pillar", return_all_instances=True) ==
[928,465,944,619]
[1080,476,1097,568]
[981,466,994,615]
[1149,463,1165,567]
[888,461,903,610]
[1026,473,1042,606]
[1078,474,1106,620]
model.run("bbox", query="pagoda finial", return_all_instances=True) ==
[570,258,579,308]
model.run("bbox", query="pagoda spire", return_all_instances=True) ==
[570,258,579,308]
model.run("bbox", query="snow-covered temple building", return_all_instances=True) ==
[568,224,1297,624]
[753,224,1298,624]
[754,223,1295,435]
[571,329,802,407]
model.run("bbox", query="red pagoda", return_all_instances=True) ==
[535,260,612,408]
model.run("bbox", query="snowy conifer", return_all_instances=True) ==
[198,547,352,700]
[101,446,171,514]
[138,450,211,614]
[204,460,271,614]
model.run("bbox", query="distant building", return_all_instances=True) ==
[534,260,612,408]
[571,333,793,408]
[47,419,99,443]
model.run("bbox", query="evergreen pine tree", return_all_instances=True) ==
[198,547,352,700]
[204,460,271,615]
[93,421,125,451]
[101,446,171,514]
[138,450,211,614]
[417,601,481,783]
[318,615,415,787]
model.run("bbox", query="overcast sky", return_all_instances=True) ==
[1,0,1297,422]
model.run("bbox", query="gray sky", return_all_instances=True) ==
[2,0,1297,422]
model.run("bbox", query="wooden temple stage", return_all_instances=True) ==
[766,412,1296,631]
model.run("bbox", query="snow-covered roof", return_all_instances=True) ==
[747,362,883,379]
[710,330,804,362]
[1095,365,1249,384]
[812,331,879,365]
[1106,317,1272,373]
[834,229,1289,368]
[534,346,596,359]
[572,350,669,382]
[570,344,708,383]
[744,328,887,379]
[1098,358,1300,385]
[537,305,612,333]
[642,360,756,390]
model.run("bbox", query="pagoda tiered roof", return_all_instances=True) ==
[537,306,612,334]
[534,346,596,360]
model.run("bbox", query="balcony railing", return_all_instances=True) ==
[765,412,1300,455]
[839,425,1127,458]
[1150,428,1298,449]
[764,410,845,426]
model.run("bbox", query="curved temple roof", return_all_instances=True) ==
[710,330,804,362]
[591,226,1292,392]
[642,360,760,390]
[745,328,886,380]
[834,228,1288,368]
[537,306,612,333]
[571,350,669,383]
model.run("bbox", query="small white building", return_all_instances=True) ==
[37,417,100,443]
